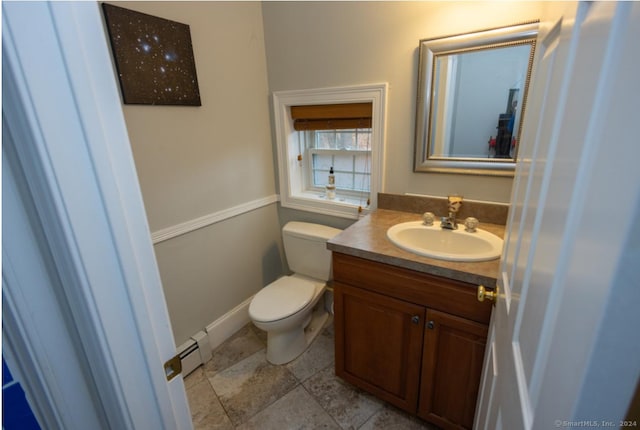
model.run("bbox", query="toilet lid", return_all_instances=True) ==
[249,276,317,322]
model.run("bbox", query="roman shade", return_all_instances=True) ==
[291,102,373,131]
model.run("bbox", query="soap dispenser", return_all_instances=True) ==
[326,166,336,199]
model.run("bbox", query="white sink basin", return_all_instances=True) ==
[386,221,503,262]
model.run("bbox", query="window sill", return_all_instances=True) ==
[283,191,370,219]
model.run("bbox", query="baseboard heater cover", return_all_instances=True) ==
[176,330,212,377]
[177,295,254,377]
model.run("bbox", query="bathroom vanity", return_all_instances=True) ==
[327,208,503,430]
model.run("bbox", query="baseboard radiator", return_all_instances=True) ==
[175,296,253,377]
[176,331,212,377]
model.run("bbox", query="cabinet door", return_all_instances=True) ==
[335,282,425,413]
[419,309,488,429]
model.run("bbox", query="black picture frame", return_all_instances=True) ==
[102,3,201,106]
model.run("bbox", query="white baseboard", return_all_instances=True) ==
[205,295,254,352]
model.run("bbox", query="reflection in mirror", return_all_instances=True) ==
[430,44,531,159]
[414,22,538,176]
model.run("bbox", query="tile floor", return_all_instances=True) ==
[184,319,438,429]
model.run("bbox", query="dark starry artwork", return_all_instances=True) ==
[102,3,201,106]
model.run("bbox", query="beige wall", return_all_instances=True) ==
[262,1,545,204]
[118,1,275,230]
[154,205,283,344]
[111,2,282,344]
[111,1,550,345]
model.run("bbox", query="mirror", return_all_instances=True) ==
[414,22,538,176]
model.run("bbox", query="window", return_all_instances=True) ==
[273,84,387,219]
[306,128,371,195]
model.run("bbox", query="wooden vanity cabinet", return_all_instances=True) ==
[333,253,492,430]
[418,309,488,429]
[335,282,425,412]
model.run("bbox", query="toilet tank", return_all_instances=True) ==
[282,221,342,281]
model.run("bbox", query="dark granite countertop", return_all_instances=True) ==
[327,209,504,288]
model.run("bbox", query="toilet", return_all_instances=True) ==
[249,221,342,365]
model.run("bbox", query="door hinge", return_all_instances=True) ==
[164,354,182,381]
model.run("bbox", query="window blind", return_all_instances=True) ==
[291,103,372,131]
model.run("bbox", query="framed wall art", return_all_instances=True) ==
[102,3,202,106]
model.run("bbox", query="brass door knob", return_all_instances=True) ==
[477,285,498,303]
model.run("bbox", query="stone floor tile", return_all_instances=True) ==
[186,379,233,430]
[358,404,437,430]
[304,365,384,430]
[184,366,206,390]
[237,385,340,430]
[204,324,265,378]
[286,327,335,383]
[209,350,299,425]
[192,410,234,430]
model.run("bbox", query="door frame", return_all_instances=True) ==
[3,2,192,429]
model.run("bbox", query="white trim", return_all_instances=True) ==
[151,195,280,244]
[2,181,90,428]
[282,193,372,220]
[205,296,254,352]
[3,2,192,429]
[273,83,388,219]
[512,342,533,429]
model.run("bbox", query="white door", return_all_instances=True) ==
[3,2,193,429]
[474,2,640,429]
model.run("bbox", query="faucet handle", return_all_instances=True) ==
[422,212,436,226]
[464,217,479,233]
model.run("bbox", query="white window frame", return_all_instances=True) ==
[273,83,387,219]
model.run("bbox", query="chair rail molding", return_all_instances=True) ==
[151,195,280,244]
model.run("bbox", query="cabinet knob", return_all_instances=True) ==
[411,315,420,324]
[427,320,435,330]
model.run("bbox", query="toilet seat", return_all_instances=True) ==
[249,276,318,323]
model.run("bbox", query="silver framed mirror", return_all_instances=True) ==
[414,21,538,176]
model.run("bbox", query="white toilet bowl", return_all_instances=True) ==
[248,221,342,365]
[249,274,328,364]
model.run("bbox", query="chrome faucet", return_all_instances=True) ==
[440,213,458,230]
[441,195,463,230]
